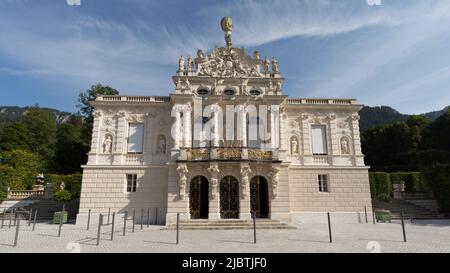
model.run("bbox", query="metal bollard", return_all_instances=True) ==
[401,211,407,242]
[87,209,91,231]
[111,212,115,241]
[140,209,144,230]
[58,211,64,237]
[132,209,136,233]
[147,208,150,228]
[13,210,17,226]
[1,213,4,228]
[372,209,376,224]
[107,208,111,225]
[155,207,158,225]
[253,211,257,244]
[97,214,103,246]
[123,211,128,236]
[176,213,180,245]
[327,212,333,243]
[13,218,20,247]
[32,210,37,231]
[28,208,33,227]
[364,206,368,223]
[8,210,12,228]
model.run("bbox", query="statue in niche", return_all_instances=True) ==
[157,135,166,154]
[291,137,299,154]
[178,55,185,72]
[272,57,279,73]
[341,137,350,155]
[102,135,113,154]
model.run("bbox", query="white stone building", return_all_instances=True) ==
[77,17,372,225]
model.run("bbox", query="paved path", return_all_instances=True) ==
[1,220,450,253]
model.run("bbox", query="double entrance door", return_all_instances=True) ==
[189,175,270,219]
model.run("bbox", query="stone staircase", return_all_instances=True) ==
[164,219,297,230]
[21,198,80,221]
[373,194,448,220]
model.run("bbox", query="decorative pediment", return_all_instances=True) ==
[196,47,262,78]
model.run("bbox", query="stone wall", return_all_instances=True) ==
[76,166,168,225]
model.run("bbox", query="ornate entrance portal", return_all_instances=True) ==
[189,176,209,219]
[250,176,270,218]
[220,176,240,219]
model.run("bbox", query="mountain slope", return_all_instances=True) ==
[359,106,409,131]
[0,106,72,126]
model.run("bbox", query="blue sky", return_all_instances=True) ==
[0,0,449,114]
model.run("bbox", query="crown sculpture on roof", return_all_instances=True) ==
[176,17,281,80]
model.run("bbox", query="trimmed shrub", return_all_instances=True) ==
[46,173,82,198]
[54,189,72,203]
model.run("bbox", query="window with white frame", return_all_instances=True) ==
[126,174,137,193]
[127,123,144,153]
[311,125,328,155]
[318,174,329,192]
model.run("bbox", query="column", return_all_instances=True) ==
[88,111,102,165]
[241,107,247,147]
[212,108,219,147]
[270,106,279,149]
[183,106,192,148]
[273,106,280,149]
[173,110,181,149]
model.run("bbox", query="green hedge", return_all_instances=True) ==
[369,172,392,202]
[421,164,450,213]
[369,171,431,202]
[45,173,82,198]
[389,172,429,193]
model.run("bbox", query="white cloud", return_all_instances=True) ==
[0,0,449,114]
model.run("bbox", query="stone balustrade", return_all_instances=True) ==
[180,147,276,162]
[97,96,170,103]
[7,190,44,200]
[287,98,355,105]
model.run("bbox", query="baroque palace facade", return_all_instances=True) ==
[77,17,372,225]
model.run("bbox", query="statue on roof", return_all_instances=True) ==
[221,16,233,47]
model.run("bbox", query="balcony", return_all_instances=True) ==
[312,155,331,165]
[179,147,278,162]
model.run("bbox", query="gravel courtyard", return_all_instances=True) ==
[1,220,450,253]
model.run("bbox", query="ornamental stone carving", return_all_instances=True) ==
[157,135,166,154]
[290,136,299,154]
[176,164,189,198]
[178,55,185,72]
[187,55,194,73]
[268,167,280,199]
[102,135,113,154]
[340,136,350,155]
[240,165,251,198]
[207,163,220,199]
[272,57,279,73]
[196,47,262,78]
